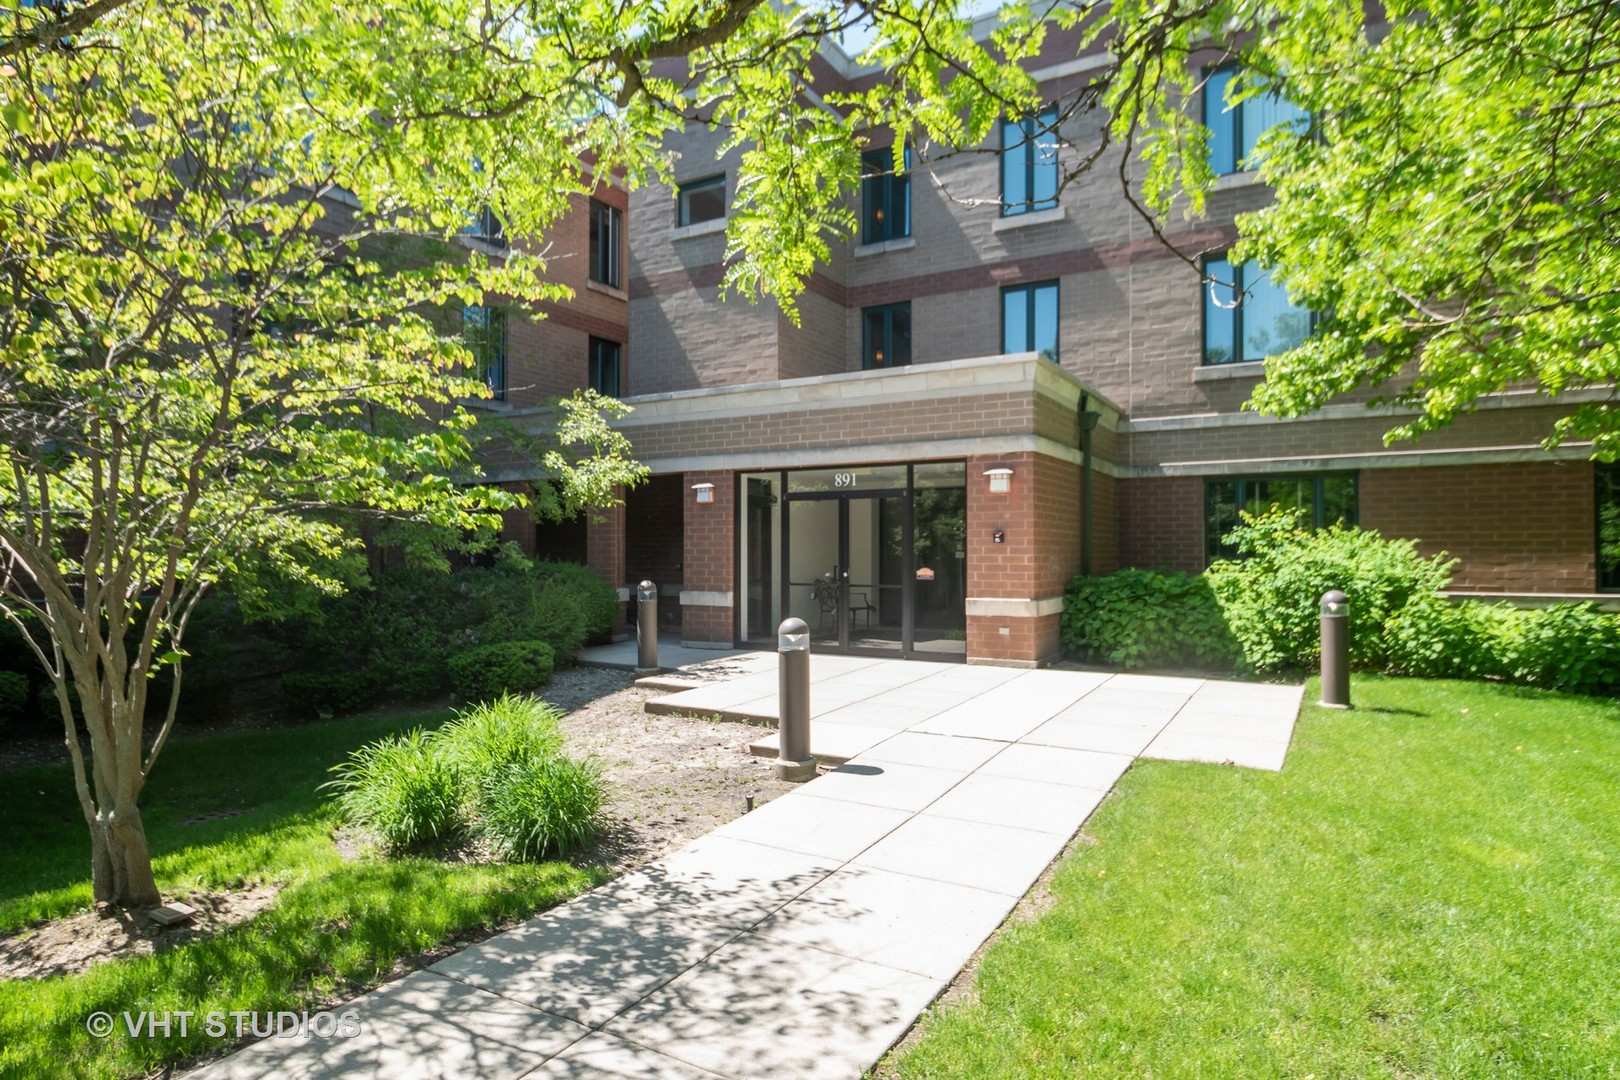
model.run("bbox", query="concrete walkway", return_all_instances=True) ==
[191,657,1303,1080]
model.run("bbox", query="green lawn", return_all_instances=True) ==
[890,676,1620,1078]
[0,710,604,1080]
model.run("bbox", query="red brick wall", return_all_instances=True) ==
[964,451,1072,664]
[586,497,627,636]
[1119,476,1205,575]
[625,474,685,591]
[1090,469,1120,576]
[497,483,537,555]
[1360,462,1596,592]
[681,471,735,643]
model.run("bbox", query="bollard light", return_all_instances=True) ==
[635,580,659,674]
[775,617,816,781]
[1319,589,1351,709]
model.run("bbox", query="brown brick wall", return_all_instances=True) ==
[967,451,1038,602]
[1118,476,1205,574]
[681,470,736,643]
[1090,468,1120,576]
[1361,462,1597,593]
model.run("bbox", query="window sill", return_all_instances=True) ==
[854,237,917,258]
[992,206,1067,233]
[458,396,515,413]
[1213,170,1264,191]
[458,235,510,257]
[585,279,629,301]
[669,218,727,241]
[1193,360,1266,382]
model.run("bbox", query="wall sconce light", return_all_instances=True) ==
[984,467,1014,494]
[873,348,884,365]
[691,482,715,504]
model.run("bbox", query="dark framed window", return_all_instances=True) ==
[462,206,506,247]
[861,302,912,370]
[861,146,911,244]
[1000,106,1059,217]
[1204,256,1312,365]
[1205,475,1357,563]
[589,200,621,289]
[589,336,621,397]
[462,305,507,400]
[1002,280,1059,362]
[1204,66,1309,176]
[1599,462,1620,591]
[676,175,726,226]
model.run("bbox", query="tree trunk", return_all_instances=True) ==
[89,804,161,909]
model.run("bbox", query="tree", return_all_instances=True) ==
[0,1,650,907]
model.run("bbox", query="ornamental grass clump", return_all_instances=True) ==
[323,694,604,860]
[321,729,464,853]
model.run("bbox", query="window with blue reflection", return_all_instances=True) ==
[1204,66,1308,175]
[1203,257,1310,365]
[1002,281,1059,362]
[1000,107,1060,216]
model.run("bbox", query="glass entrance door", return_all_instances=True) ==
[784,491,906,655]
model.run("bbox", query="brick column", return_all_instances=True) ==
[681,471,735,648]
[498,483,537,556]
[586,493,628,640]
[965,451,1076,666]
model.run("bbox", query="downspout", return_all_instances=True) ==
[1078,392,1102,577]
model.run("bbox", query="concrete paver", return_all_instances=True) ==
[194,654,1303,1080]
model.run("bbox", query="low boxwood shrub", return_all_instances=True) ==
[480,755,605,860]
[322,729,464,853]
[447,640,556,703]
[1061,568,1240,671]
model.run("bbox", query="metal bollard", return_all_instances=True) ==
[1320,589,1351,709]
[635,581,659,674]
[776,617,816,781]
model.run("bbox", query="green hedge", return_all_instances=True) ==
[275,551,615,716]
[1063,511,1620,696]
[447,641,556,703]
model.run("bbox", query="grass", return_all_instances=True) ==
[891,676,1620,1078]
[0,708,604,1080]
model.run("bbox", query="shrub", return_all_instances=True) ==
[447,640,555,703]
[281,666,391,718]
[436,694,563,778]
[1382,597,1505,681]
[534,560,620,641]
[0,671,27,732]
[323,730,464,852]
[1496,602,1620,696]
[1206,511,1456,673]
[479,755,604,860]
[1061,568,1240,671]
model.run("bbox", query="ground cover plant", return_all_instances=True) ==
[0,707,601,1080]
[890,676,1620,1077]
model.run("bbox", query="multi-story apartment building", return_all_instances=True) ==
[492,27,1620,667]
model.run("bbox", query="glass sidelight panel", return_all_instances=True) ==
[910,464,967,657]
[740,473,781,643]
[849,496,904,650]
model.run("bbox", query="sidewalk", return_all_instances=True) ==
[190,658,1303,1080]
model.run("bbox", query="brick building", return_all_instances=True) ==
[489,28,1620,667]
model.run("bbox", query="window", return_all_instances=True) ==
[1002,281,1059,362]
[462,206,506,248]
[462,305,507,400]
[861,302,912,370]
[588,200,621,289]
[861,146,911,244]
[1599,463,1620,591]
[1204,256,1312,365]
[1000,106,1059,217]
[589,337,621,397]
[676,175,726,226]
[1205,475,1357,563]
[1204,66,1309,175]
